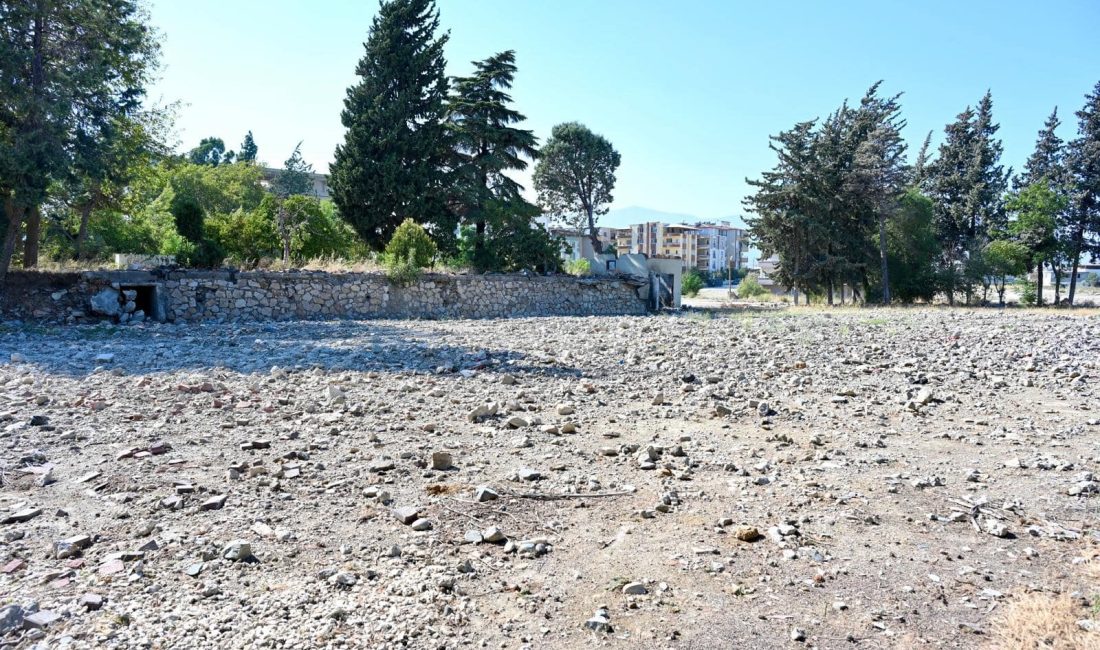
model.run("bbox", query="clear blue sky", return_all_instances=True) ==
[147,0,1100,221]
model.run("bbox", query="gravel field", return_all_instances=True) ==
[1,307,1099,649]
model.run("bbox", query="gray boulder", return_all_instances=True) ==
[89,288,121,316]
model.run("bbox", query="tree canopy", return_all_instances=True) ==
[0,0,159,276]
[330,0,451,250]
[533,122,621,253]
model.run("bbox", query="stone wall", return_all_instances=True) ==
[1,270,649,323]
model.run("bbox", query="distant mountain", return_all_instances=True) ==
[602,206,748,230]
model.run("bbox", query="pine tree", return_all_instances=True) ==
[925,91,1008,303]
[0,0,158,276]
[1067,81,1100,305]
[913,131,933,186]
[330,0,450,249]
[849,87,907,304]
[744,120,827,301]
[1018,108,1072,302]
[1021,109,1064,187]
[273,142,314,198]
[446,50,540,268]
[239,131,258,163]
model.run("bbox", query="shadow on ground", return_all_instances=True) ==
[1,320,582,379]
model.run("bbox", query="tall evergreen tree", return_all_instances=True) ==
[330,0,450,249]
[848,85,907,303]
[239,131,258,163]
[1020,109,1064,187]
[970,92,1009,235]
[0,0,158,276]
[1017,108,1073,301]
[925,91,1008,303]
[1067,81,1100,305]
[913,131,933,186]
[273,142,314,198]
[446,50,540,267]
[744,120,827,301]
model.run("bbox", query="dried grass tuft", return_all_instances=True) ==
[987,593,1099,649]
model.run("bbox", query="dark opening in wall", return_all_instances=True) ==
[120,285,158,320]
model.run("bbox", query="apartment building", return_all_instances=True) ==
[629,222,697,266]
[556,219,747,274]
[612,228,633,254]
[693,222,746,273]
[260,167,331,199]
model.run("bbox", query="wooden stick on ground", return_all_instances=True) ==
[504,490,634,501]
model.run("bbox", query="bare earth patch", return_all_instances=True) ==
[0,307,1098,648]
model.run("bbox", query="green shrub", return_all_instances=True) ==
[383,218,436,284]
[565,258,591,276]
[737,273,769,299]
[682,270,704,297]
[295,200,370,261]
[207,205,280,268]
[451,202,564,273]
[170,194,204,243]
[1015,278,1037,306]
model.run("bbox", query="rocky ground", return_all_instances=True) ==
[1,307,1099,649]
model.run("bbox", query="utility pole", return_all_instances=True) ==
[727,258,733,299]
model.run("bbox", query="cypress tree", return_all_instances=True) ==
[913,131,933,186]
[744,120,828,301]
[239,131,258,163]
[850,86,907,304]
[330,0,450,249]
[1067,81,1100,305]
[1018,108,1071,302]
[926,92,1008,303]
[1020,109,1064,187]
[970,92,1009,236]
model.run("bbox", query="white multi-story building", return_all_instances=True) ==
[554,218,747,275]
[692,221,745,274]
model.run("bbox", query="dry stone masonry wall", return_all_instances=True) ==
[2,270,648,323]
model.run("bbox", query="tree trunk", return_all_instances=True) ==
[1053,267,1062,304]
[878,214,890,304]
[1036,264,1044,307]
[1068,226,1084,306]
[474,218,486,253]
[75,202,93,259]
[23,204,40,268]
[946,258,955,306]
[586,206,601,256]
[0,199,26,281]
[827,280,834,306]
